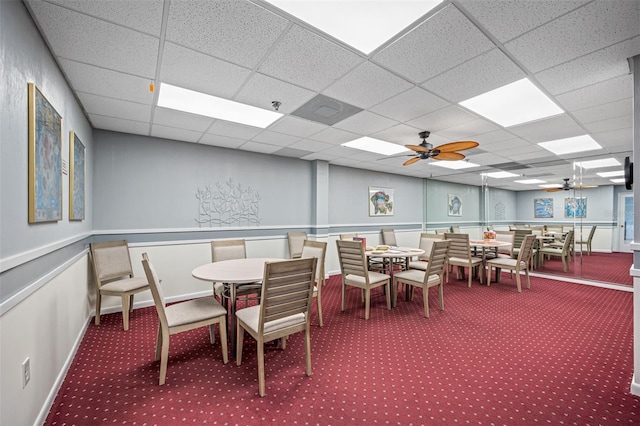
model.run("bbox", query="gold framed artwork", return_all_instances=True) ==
[369,187,393,216]
[69,131,85,221]
[28,83,63,223]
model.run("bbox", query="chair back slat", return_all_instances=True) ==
[335,240,368,278]
[513,229,532,248]
[516,234,537,264]
[424,240,451,279]
[443,233,472,259]
[90,240,134,284]
[259,258,317,331]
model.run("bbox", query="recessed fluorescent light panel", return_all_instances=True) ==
[431,161,480,170]
[610,178,625,183]
[157,83,282,128]
[597,170,624,177]
[485,171,519,178]
[459,78,563,127]
[342,137,408,155]
[538,183,561,188]
[514,179,546,184]
[538,135,602,155]
[575,158,621,169]
[266,1,442,54]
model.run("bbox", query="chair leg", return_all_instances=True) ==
[341,280,346,312]
[155,325,162,361]
[158,331,169,385]
[525,269,531,289]
[236,324,245,365]
[486,265,492,286]
[305,328,312,377]
[95,292,102,325]
[121,294,130,331]
[218,320,228,364]
[257,338,266,397]
[317,285,323,327]
[364,288,371,320]
[438,281,444,312]
[384,282,391,311]
[515,269,522,292]
[423,285,430,318]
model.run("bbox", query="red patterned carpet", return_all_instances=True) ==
[45,272,638,425]
[536,251,632,286]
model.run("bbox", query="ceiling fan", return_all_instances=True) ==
[543,178,598,192]
[402,131,479,166]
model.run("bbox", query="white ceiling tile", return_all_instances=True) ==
[505,0,640,73]
[320,145,361,157]
[207,121,263,140]
[407,105,478,132]
[77,92,151,122]
[58,59,154,104]
[267,116,327,138]
[239,141,282,154]
[535,36,640,95]
[46,0,165,35]
[556,74,632,112]
[308,127,359,145]
[572,98,632,124]
[424,49,526,102]
[369,87,450,122]
[234,72,316,114]
[89,114,150,136]
[458,0,589,42]
[373,5,495,83]
[153,107,214,132]
[474,129,518,145]
[287,139,334,152]
[583,116,632,134]
[28,1,158,77]
[438,119,499,141]
[370,124,423,145]
[151,124,203,143]
[199,134,246,149]
[160,42,252,98]
[165,0,289,68]
[508,114,584,143]
[250,130,301,147]
[323,62,412,109]
[592,128,633,148]
[259,25,364,91]
[333,111,397,135]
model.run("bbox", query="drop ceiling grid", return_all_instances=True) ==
[369,86,450,123]
[77,92,152,123]
[373,4,496,84]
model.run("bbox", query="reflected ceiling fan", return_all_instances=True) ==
[543,178,598,192]
[402,131,479,166]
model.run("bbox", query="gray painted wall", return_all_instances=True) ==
[0,0,93,260]
[426,179,481,224]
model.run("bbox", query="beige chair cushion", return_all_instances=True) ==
[100,276,149,292]
[236,305,306,334]
[408,260,428,270]
[165,297,227,328]
[345,271,389,285]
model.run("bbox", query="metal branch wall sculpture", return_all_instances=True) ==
[195,179,261,227]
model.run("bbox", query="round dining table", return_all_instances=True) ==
[364,247,424,306]
[192,257,282,355]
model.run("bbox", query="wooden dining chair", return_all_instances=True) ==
[300,240,327,326]
[335,239,391,319]
[287,231,307,259]
[211,239,261,308]
[486,234,537,292]
[236,257,317,397]
[393,240,451,316]
[575,226,597,255]
[141,253,228,385]
[408,233,441,271]
[443,233,483,287]
[538,230,574,272]
[89,240,150,330]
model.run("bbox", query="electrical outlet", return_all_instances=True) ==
[22,357,30,388]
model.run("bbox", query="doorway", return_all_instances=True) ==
[617,193,633,252]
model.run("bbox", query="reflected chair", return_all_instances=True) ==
[301,240,327,326]
[408,233,441,271]
[486,234,537,292]
[512,229,537,269]
[393,240,451,316]
[141,253,228,385]
[335,240,391,319]
[538,230,574,272]
[435,228,450,235]
[287,231,307,259]
[493,230,515,259]
[89,240,150,330]
[444,233,483,287]
[340,233,358,240]
[211,240,262,309]
[576,226,597,255]
[236,257,317,397]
